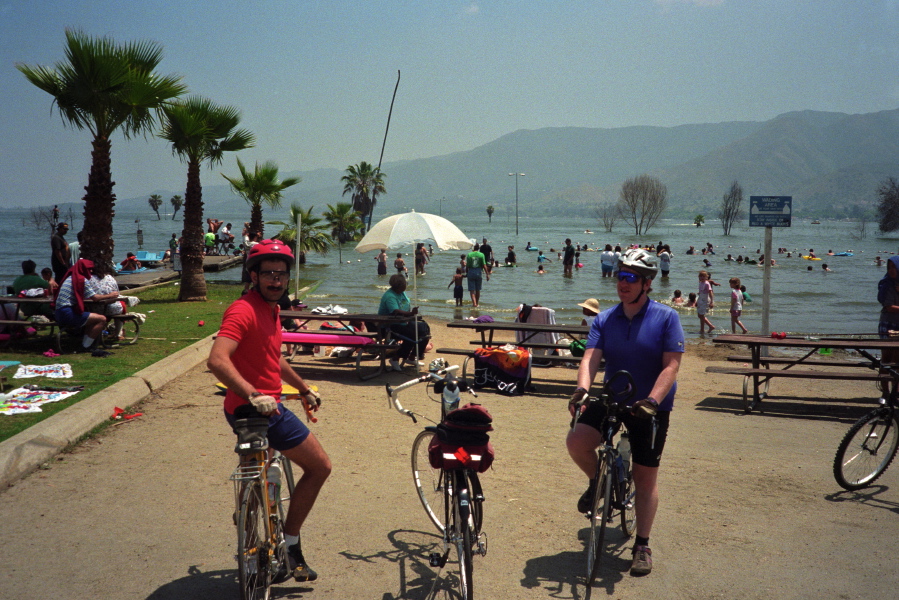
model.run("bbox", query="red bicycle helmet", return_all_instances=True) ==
[245,239,295,272]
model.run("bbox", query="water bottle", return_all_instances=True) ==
[617,432,631,477]
[614,454,626,484]
[267,462,282,509]
[443,381,461,413]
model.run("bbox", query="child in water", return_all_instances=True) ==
[729,277,748,334]
[671,289,684,305]
[697,270,716,334]
[447,268,464,306]
[394,253,407,276]
[685,292,698,308]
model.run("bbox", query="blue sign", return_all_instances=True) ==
[749,196,792,227]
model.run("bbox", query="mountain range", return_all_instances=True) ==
[120,107,899,221]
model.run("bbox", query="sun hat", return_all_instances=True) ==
[577,298,600,313]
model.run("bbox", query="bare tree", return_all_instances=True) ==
[877,177,899,233]
[850,217,868,240]
[617,174,667,235]
[28,207,55,233]
[718,180,744,235]
[595,202,618,232]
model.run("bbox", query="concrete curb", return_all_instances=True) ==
[0,335,215,488]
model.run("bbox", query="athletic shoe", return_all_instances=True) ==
[577,478,597,513]
[630,545,652,575]
[287,544,318,582]
[389,359,403,372]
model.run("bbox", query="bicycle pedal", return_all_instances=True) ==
[428,552,447,568]
[476,531,488,556]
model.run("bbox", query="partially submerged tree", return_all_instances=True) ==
[17,28,185,275]
[170,194,183,220]
[222,158,299,238]
[595,202,617,233]
[159,96,254,301]
[486,205,494,222]
[617,174,667,235]
[877,177,899,233]
[269,203,332,265]
[694,215,705,227]
[718,181,744,235]
[148,194,163,219]
[323,202,363,263]
[341,161,385,233]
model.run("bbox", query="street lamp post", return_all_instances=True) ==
[508,172,525,236]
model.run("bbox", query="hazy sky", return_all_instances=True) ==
[1,0,897,208]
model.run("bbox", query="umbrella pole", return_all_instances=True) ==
[412,244,420,374]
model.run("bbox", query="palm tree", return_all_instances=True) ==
[16,29,185,275]
[159,96,254,301]
[323,202,363,263]
[170,194,183,220]
[486,205,494,223]
[222,158,300,238]
[268,203,332,265]
[341,161,385,232]
[148,194,163,219]
[694,214,705,227]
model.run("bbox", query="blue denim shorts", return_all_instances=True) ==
[225,404,310,451]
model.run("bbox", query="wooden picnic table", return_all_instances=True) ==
[710,333,899,413]
[280,311,422,380]
[0,296,60,351]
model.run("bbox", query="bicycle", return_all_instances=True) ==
[570,370,642,586]
[833,356,899,490]
[387,359,489,600]
[229,405,297,600]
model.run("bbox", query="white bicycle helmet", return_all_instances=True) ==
[618,248,658,279]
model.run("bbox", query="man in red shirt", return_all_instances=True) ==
[208,240,330,582]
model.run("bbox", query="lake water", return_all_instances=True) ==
[1,205,893,339]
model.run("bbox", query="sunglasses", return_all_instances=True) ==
[616,271,642,283]
[259,270,289,281]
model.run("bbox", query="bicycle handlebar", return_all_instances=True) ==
[570,370,637,430]
[386,365,463,423]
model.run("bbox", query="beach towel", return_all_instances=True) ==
[13,364,73,379]
[0,387,79,415]
[472,346,530,395]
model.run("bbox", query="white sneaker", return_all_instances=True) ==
[389,359,403,372]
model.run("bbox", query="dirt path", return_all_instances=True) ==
[0,333,897,599]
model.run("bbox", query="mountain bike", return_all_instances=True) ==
[570,370,640,586]
[387,359,488,600]
[833,357,899,490]
[229,407,297,600]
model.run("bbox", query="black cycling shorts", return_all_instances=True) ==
[577,403,670,468]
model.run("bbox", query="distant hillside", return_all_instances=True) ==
[115,108,899,220]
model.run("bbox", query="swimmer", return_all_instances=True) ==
[671,289,684,306]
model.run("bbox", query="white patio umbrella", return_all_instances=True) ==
[355,210,473,371]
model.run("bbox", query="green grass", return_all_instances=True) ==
[0,280,319,443]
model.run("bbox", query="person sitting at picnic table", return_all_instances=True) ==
[54,259,118,357]
[378,274,431,372]
[12,259,53,317]
[120,253,141,271]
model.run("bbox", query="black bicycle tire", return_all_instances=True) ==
[619,466,637,538]
[586,456,610,586]
[270,454,294,584]
[411,429,446,533]
[834,408,899,490]
[237,482,271,600]
[467,470,484,535]
[454,471,474,600]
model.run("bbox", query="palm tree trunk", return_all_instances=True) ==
[80,135,116,276]
[178,160,208,301]
[250,203,263,238]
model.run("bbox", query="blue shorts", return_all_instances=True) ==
[601,264,614,274]
[55,305,90,329]
[467,274,482,292]
[224,404,310,451]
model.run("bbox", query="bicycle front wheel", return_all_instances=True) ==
[834,408,899,490]
[237,482,271,600]
[586,457,611,586]
[412,429,446,533]
[453,471,474,600]
[619,469,636,538]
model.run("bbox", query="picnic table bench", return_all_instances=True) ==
[280,311,420,380]
[710,334,899,413]
[0,296,61,352]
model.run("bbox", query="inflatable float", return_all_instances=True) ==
[802,255,822,261]
[216,381,318,395]
[281,331,374,347]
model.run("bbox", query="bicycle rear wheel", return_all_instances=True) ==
[237,482,271,600]
[452,470,474,600]
[834,408,899,490]
[411,429,446,533]
[270,455,295,584]
[586,457,611,586]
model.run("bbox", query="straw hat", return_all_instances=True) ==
[577,298,600,314]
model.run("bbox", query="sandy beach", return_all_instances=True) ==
[0,318,896,599]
